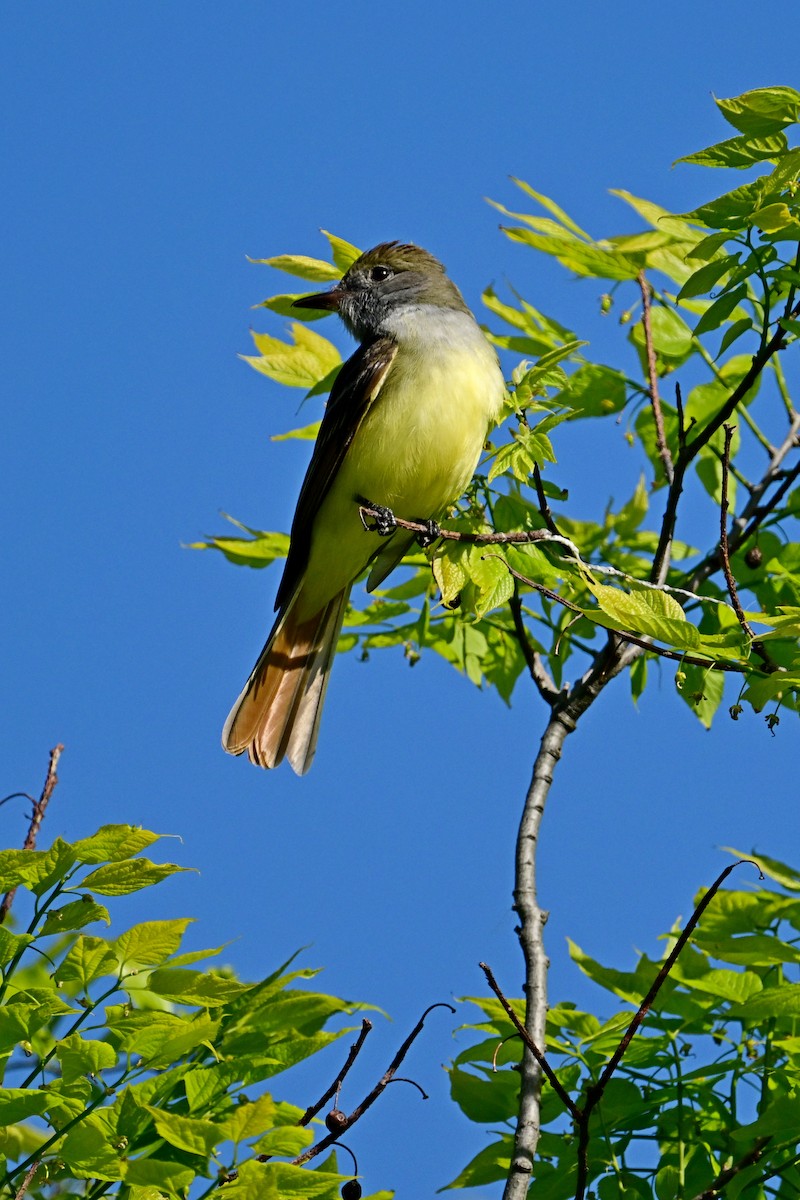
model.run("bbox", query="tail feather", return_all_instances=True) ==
[222,589,349,773]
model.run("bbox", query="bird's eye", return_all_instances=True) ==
[369,265,393,282]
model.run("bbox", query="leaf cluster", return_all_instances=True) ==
[0,824,383,1200]
[449,851,800,1198]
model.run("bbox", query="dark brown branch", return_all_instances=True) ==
[717,424,777,680]
[299,1018,373,1127]
[479,962,579,1120]
[291,1003,454,1168]
[639,272,674,484]
[594,859,759,1094]
[508,586,560,704]
[689,1137,771,1200]
[650,299,800,587]
[0,745,64,925]
[532,464,561,536]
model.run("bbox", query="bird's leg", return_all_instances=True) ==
[415,518,441,549]
[357,495,397,537]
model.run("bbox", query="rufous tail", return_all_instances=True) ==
[222,589,349,774]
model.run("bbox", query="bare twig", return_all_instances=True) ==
[479,962,578,1120]
[299,1018,373,1126]
[717,424,777,681]
[291,1003,454,1168]
[508,586,560,704]
[0,745,64,926]
[0,793,36,810]
[532,464,561,536]
[719,426,756,642]
[639,272,674,484]
[12,1161,40,1200]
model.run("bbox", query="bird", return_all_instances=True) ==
[222,241,506,773]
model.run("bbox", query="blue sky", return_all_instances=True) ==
[3,3,799,1195]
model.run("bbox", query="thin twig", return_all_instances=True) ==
[639,272,674,484]
[718,425,765,667]
[479,962,578,1120]
[508,585,560,703]
[12,1161,40,1200]
[0,793,36,810]
[291,1003,454,1168]
[299,1019,373,1127]
[0,745,64,925]
[532,464,561,536]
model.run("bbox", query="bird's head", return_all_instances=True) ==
[293,241,470,340]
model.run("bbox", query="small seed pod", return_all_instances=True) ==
[745,546,763,568]
[325,1107,348,1134]
[341,1180,362,1200]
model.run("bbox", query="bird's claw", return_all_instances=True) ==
[358,497,397,537]
[416,519,441,548]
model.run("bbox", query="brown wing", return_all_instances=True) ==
[274,335,398,611]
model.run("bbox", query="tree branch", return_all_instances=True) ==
[0,744,64,926]
[291,1003,454,1168]
[298,1018,373,1127]
[638,272,674,485]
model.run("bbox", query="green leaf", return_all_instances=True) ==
[220,1092,276,1143]
[676,132,789,169]
[718,316,753,357]
[40,897,110,936]
[629,304,694,361]
[56,1033,118,1082]
[244,323,341,389]
[0,1087,50,1123]
[449,1065,520,1123]
[587,582,700,650]
[71,825,162,864]
[320,229,361,271]
[510,178,592,238]
[0,848,57,891]
[692,283,748,336]
[0,926,34,967]
[252,1125,314,1157]
[250,254,341,282]
[113,918,194,966]
[235,1160,344,1199]
[677,255,740,300]
[195,527,290,570]
[147,1106,221,1156]
[675,661,725,728]
[81,859,189,896]
[271,421,322,442]
[560,362,627,418]
[61,1113,125,1181]
[715,86,800,136]
[728,983,800,1021]
[441,1136,514,1189]
[125,1159,195,1193]
[57,935,119,989]
[146,966,253,1007]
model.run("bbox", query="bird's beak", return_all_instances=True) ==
[292,287,344,312]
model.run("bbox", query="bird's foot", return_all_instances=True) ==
[358,496,397,537]
[416,518,441,549]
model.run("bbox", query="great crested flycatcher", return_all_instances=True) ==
[222,241,506,773]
